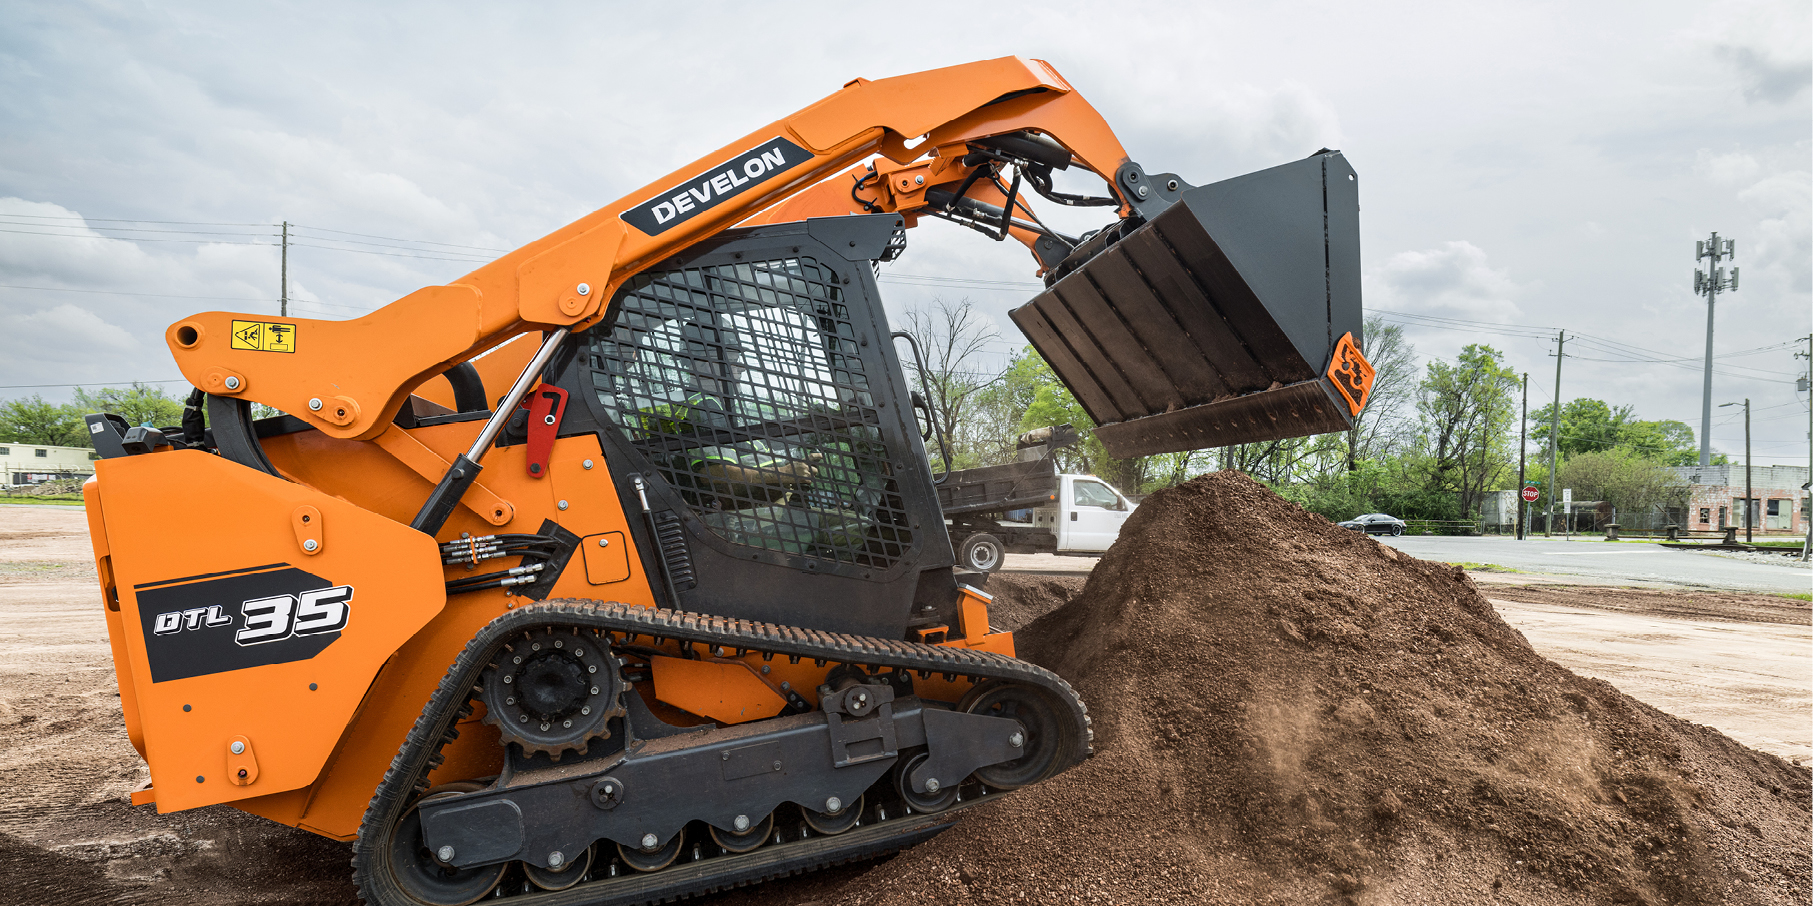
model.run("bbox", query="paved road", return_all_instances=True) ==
[1375,534,1809,594]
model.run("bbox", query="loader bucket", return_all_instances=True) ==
[1009,150,1370,459]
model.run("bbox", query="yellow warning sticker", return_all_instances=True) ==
[229,320,296,353]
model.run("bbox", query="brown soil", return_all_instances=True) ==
[3,482,1808,905]
[1482,584,1810,627]
[980,573,1089,633]
[721,471,1812,905]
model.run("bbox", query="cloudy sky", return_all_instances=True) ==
[2,1,1808,464]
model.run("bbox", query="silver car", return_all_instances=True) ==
[1338,513,1406,536]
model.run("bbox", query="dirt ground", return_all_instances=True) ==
[1,498,1807,905]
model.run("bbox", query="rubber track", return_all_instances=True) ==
[350,598,1091,906]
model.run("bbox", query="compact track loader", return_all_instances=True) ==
[81,57,1372,905]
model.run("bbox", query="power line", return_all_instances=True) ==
[0,284,276,303]
[0,213,268,226]
[289,223,510,254]
[0,379,188,389]
[0,227,275,245]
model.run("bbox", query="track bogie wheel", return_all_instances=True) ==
[617,831,684,873]
[802,793,863,835]
[959,681,1072,790]
[385,783,507,906]
[523,843,593,891]
[894,751,960,813]
[707,812,774,854]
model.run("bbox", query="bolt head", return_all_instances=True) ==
[437,845,455,862]
[1009,732,1025,748]
[502,675,512,684]
[223,376,241,390]
[302,539,318,552]
[1167,179,1179,191]
[577,283,591,296]
[733,814,750,832]
[558,500,570,511]
[598,537,610,547]
[825,796,842,814]
[548,851,564,868]
[914,175,925,185]
[1137,185,1149,198]
[230,741,245,755]
[580,706,590,715]
[583,459,594,470]
[308,398,323,411]
[641,833,659,850]
[924,777,940,793]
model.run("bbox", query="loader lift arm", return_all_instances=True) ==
[163,57,1146,449]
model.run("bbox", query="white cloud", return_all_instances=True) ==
[1694,149,1761,185]
[1365,241,1527,321]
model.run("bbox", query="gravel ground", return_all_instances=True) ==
[1683,548,1812,570]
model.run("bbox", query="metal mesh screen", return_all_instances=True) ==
[584,256,914,570]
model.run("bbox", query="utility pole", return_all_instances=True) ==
[1517,372,1528,540]
[279,220,290,317]
[1544,331,1566,537]
[1719,398,1752,543]
[1798,335,1811,561]
[1695,233,1738,467]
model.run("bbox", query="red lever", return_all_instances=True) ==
[521,386,568,479]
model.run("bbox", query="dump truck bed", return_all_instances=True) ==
[937,460,1059,516]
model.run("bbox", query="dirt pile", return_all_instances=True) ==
[979,573,1088,632]
[751,471,1810,905]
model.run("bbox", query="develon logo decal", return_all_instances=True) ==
[620,137,809,237]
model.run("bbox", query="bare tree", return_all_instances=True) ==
[1347,316,1417,469]
[901,298,1002,469]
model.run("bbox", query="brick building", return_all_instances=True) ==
[1670,464,1810,535]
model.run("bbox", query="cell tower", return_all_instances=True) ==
[1694,232,1738,468]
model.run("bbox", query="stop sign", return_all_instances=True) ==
[1521,486,1540,502]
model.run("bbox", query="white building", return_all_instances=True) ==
[1,442,96,485]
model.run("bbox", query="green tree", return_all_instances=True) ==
[1556,448,1690,523]
[0,395,88,446]
[1413,344,1520,518]
[1531,397,1700,464]
[72,383,185,430]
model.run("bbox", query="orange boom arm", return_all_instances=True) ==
[165,57,1140,445]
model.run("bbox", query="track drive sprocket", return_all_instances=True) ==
[479,625,625,760]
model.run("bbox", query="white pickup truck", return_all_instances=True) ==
[935,427,1137,572]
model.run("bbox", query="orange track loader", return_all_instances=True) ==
[80,57,1372,904]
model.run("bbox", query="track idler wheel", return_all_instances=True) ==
[481,626,625,761]
[802,792,863,835]
[708,812,774,854]
[385,783,507,906]
[959,681,1072,790]
[618,832,684,873]
[895,751,959,813]
[523,844,593,891]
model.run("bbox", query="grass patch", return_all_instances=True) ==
[0,496,84,506]
[1750,540,1807,551]
[1776,591,1812,602]
[1452,561,1521,573]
